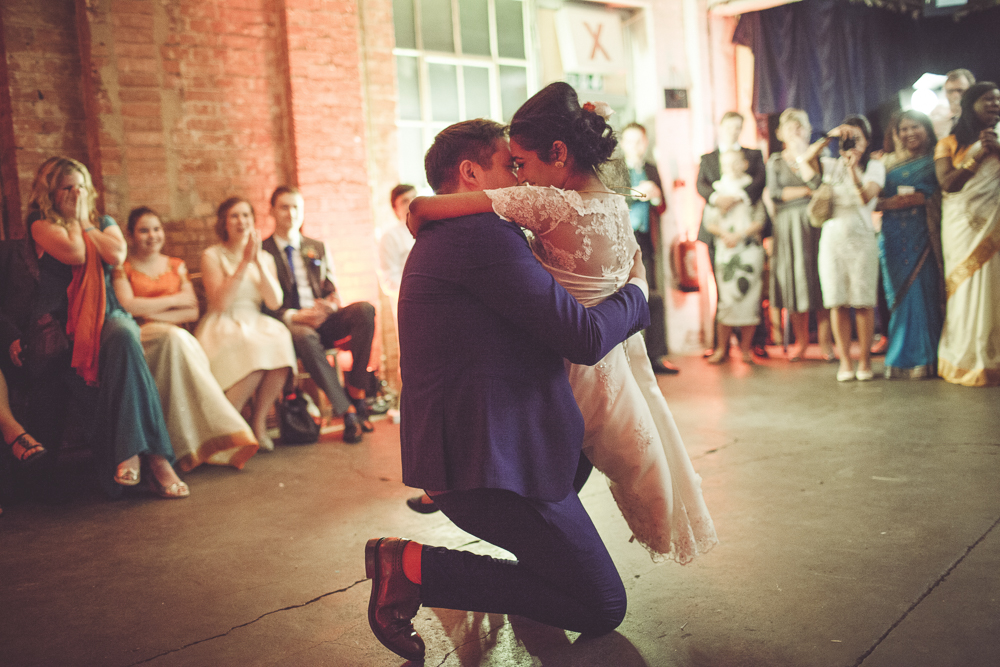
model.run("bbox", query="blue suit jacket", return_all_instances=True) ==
[399,213,650,502]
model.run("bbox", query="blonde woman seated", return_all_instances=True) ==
[196,197,296,452]
[113,207,259,471]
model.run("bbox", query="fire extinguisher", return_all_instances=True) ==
[673,230,700,293]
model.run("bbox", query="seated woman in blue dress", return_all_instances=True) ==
[876,110,944,379]
[27,156,188,499]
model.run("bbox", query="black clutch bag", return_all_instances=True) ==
[278,390,320,445]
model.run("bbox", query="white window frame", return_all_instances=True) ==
[394,0,537,185]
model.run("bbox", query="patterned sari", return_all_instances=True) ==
[936,141,1000,386]
[878,153,943,378]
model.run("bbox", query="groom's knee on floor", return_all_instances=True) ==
[581,580,627,636]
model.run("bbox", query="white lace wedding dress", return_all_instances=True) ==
[485,185,718,564]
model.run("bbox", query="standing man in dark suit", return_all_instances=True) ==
[363,120,650,662]
[697,111,769,358]
[262,186,376,444]
[622,122,679,375]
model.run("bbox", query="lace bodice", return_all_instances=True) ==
[485,185,638,279]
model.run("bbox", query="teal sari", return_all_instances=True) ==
[878,154,943,378]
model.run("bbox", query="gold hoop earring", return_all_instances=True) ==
[555,161,564,169]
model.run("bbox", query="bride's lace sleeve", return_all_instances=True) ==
[484,186,577,235]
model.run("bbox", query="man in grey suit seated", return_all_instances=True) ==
[262,186,376,444]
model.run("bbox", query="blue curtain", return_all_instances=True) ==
[734,0,1000,132]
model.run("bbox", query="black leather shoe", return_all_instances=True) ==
[343,413,363,444]
[353,398,375,433]
[651,358,680,375]
[752,345,769,359]
[406,495,439,514]
[365,537,424,662]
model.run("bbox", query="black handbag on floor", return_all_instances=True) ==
[278,390,320,445]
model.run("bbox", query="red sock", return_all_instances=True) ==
[402,541,422,585]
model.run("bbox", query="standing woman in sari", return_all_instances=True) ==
[934,82,1000,386]
[28,157,188,498]
[876,110,944,379]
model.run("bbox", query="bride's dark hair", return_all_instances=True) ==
[508,82,617,172]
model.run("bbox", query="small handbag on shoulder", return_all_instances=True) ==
[806,182,835,228]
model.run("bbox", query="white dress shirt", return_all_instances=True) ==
[273,231,317,325]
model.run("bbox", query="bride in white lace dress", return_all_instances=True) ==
[408,82,717,564]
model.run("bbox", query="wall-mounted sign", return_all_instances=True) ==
[555,5,626,75]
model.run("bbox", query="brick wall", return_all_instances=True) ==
[3,0,91,224]
[2,0,397,375]
[2,0,390,284]
[359,0,402,379]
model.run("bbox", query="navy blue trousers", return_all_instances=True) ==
[420,485,627,635]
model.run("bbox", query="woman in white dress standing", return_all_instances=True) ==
[408,82,717,564]
[800,115,885,382]
[196,197,296,452]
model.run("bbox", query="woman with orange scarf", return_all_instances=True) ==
[27,157,188,499]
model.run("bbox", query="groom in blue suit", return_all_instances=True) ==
[364,119,651,662]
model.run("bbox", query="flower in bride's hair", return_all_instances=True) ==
[582,101,614,120]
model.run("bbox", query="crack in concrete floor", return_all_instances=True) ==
[853,513,1000,667]
[127,578,369,666]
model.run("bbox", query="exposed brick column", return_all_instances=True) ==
[358,0,400,384]
[283,0,378,307]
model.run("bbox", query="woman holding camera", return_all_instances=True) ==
[800,115,884,381]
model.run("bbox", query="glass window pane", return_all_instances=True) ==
[499,65,527,121]
[428,63,460,122]
[463,66,491,119]
[396,56,421,121]
[397,126,427,187]
[459,0,490,56]
[495,0,525,59]
[393,0,415,49]
[421,0,455,53]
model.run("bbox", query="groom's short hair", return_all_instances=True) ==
[425,119,507,193]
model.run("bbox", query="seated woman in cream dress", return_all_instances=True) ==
[408,83,717,564]
[113,207,259,471]
[196,197,296,452]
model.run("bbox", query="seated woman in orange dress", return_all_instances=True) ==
[113,207,259,470]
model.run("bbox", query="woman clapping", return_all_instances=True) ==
[196,198,296,451]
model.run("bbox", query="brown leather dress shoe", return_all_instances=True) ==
[365,537,425,662]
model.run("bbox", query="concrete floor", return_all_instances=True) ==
[2,345,999,667]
